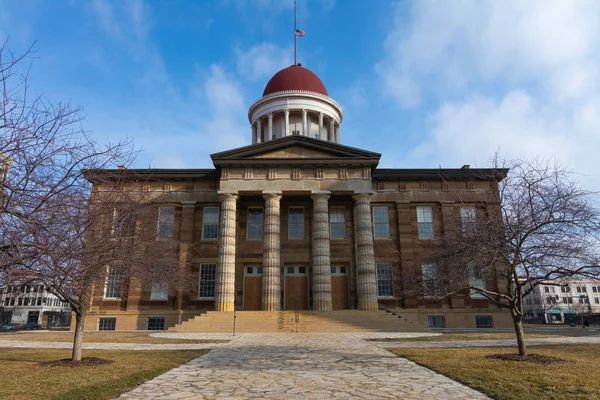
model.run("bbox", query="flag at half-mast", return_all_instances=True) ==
[295,29,305,37]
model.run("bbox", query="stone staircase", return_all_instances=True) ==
[168,309,425,333]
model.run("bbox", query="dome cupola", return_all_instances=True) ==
[248,64,343,144]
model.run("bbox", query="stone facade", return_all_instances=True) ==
[78,136,511,331]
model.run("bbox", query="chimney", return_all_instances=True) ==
[461,165,470,170]
[118,165,126,170]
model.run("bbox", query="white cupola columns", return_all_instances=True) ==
[248,90,343,144]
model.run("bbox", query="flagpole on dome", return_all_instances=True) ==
[294,0,297,65]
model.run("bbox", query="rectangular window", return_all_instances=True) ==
[150,281,169,300]
[199,264,217,298]
[247,208,264,240]
[595,297,599,304]
[104,266,123,299]
[421,263,438,296]
[98,318,116,331]
[373,207,390,239]
[112,208,134,238]
[147,317,165,331]
[567,297,573,304]
[202,207,219,239]
[469,264,485,298]
[475,315,494,328]
[428,315,446,328]
[156,207,175,240]
[593,286,598,293]
[417,207,434,239]
[460,207,476,235]
[544,287,550,293]
[288,207,305,239]
[376,263,394,297]
[329,208,346,239]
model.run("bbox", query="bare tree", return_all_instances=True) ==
[418,157,600,356]
[0,41,181,361]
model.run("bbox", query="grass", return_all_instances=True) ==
[0,331,229,344]
[367,333,559,342]
[0,348,207,400]
[391,345,600,400]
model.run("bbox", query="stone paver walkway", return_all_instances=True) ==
[0,340,222,351]
[117,333,489,400]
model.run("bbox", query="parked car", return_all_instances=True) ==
[23,322,42,330]
[0,323,23,331]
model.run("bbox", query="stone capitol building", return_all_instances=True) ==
[81,64,512,332]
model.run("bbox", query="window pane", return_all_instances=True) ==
[373,207,390,239]
[98,318,116,331]
[330,208,345,239]
[104,266,123,298]
[421,263,438,296]
[288,207,304,239]
[428,315,446,328]
[151,281,168,300]
[469,264,485,298]
[417,207,433,239]
[475,316,494,328]
[376,263,393,297]
[247,208,263,239]
[199,264,216,298]
[157,207,175,239]
[147,318,165,330]
[202,207,219,239]
[112,208,133,238]
[461,207,476,235]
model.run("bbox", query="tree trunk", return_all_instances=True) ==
[510,308,527,356]
[72,312,85,362]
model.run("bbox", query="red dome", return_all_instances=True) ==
[263,65,328,96]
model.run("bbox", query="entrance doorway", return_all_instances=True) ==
[331,265,349,310]
[243,266,263,311]
[284,266,309,310]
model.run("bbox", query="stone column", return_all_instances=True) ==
[311,190,332,311]
[267,112,273,141]
[262,191,282,310]
[335,124,340,144]
[318,112,324,140]
[329,119,335,143]
[256,118,262,144]
[252,123,256,144]
[177,201,196,320]
[284,109,290,137]
[302,109,308,137]
[215,193,237,311]
[353,193,378,310]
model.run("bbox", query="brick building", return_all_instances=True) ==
[82,65,512,331]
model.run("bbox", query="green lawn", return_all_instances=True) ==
[391,345,600,400]
[0,348,207,400]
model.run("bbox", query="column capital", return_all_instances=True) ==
[262,190,282,200]
[311,190,331,201]
[267,112,273,118]
[218,191,238,201]
[284,108,290,116]
[301,108,308,115]
[353,191,374,200]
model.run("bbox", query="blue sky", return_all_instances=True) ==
[1,0,599,192]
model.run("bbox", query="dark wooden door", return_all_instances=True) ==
[243,266,262,310]
[284,266,308,310]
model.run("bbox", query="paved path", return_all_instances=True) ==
[0,340,222,350]
[117,333,489,400]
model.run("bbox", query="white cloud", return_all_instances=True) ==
[236,43,293,82]
[377,0,600,191]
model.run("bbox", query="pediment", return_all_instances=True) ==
[210,136,381,167]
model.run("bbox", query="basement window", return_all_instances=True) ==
[98,318,116,331]
[475,315,494,328]
[147,317,165,331]
[428,315,446,328]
